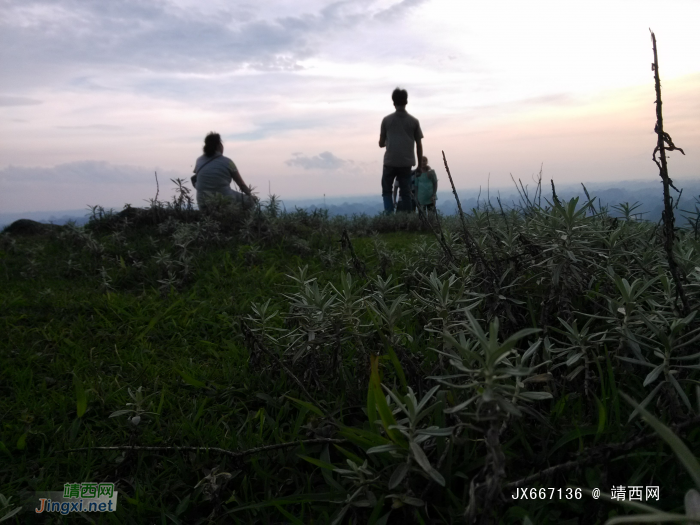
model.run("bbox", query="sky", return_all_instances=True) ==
[1,0,699,213]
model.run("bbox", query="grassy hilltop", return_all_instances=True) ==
[1,183,700,524]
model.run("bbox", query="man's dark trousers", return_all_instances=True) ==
[382,165,412,213]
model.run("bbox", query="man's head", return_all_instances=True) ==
[392,88,408,108]
[203,132,224,157]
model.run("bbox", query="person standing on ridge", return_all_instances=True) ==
[379,88,423,214]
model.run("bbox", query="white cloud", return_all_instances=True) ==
[0,0,430,91]
[285,151,350,170]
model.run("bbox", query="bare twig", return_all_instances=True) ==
[414,196,453,261]
[535,164,543,208]
[64,438,348,459]
[509,173,535,213]
[550,179,560,206]
[442,151,494,281]
[154,171,160,203]
[650,30,690,315]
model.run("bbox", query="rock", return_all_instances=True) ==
[3,219,65,236]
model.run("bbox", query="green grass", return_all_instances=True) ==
[1,192,699,524]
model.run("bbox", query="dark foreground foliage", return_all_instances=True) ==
[1,180,699,524]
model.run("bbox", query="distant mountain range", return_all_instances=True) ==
[280,178,700,224]
[3,178,699,230]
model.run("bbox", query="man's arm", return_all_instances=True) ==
[416,138,423,168]
[379,119,386,148]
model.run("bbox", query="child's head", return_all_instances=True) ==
[421,156,429,169]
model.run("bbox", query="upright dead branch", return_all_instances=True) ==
[441,151,495,283]
[550,179,560,206]
[650,30,690,315]
[154,171,160,203]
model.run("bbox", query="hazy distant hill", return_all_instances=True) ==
[283,178,700,223]
[3,178,699,230]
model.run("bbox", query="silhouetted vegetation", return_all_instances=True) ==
[2,170,700,524]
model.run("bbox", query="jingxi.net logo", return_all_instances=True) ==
[34,482,118,515]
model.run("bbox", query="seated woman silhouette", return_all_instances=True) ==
[191,132,256,210]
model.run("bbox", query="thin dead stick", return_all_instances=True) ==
[510,174,531,211]
[550,179,560,206]
[64,438,348,459]
[154,171,160,203]
[441,151,493,281]
[650,30,690,315]
[428,204,452,255]
[414,196,453,261]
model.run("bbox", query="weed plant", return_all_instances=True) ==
[1,177,699,524]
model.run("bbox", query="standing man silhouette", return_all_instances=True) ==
[379,88,423,213]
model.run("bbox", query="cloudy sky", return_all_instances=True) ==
[1,0,699,213]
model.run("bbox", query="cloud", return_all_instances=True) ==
[0,161,183,185]
[0,95,42,106]
[56,125,122,130]
[373,0,430,21]
[226,118,326,141]
[285,151,349,170]
[0,0,423,88]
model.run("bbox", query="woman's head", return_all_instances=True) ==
[203,132,223,157]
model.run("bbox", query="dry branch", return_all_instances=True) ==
[64,438,349,459]
[441,151,495,282]
[650,30,690,315]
